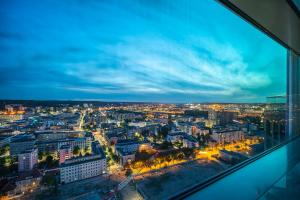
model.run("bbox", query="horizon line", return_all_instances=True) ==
[0,98,276,104]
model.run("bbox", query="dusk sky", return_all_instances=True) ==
[0,0,286,103]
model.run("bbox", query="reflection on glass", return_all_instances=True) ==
[0,0,290,200]
[264,96,287,149]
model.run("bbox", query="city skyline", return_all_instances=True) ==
[0,0,286,103]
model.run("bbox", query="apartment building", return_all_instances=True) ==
[60,141,106,184]
[18,148,38,172]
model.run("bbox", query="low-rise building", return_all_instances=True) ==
[35,130,83,141]
[104,131,125,145]
[211,130,244,144]
[14,174,41,195]
[166,131,185,143]
[116,148,135,166]
[183,135,199,148]
[6,170,42,197]
[114,139,150,166]
[60,141,106,184]
[114,139,141,153]
[37,137,91,154]
[10,134,36,156]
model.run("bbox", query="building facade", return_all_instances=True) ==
[18,148,38,172]
[60,141,106,184]
[10,135,36,156]
[59,145,73,164]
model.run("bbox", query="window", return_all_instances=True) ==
[0,1,290,200]
[288,0,300,15]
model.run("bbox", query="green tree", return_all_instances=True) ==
[38,151,45,160]
[160,141,172,150]
[112,154,120,163]
[159,126,169,139]
[42,174,58,193]
[73,146,80,156]
[42,174,56,186]
[0,145,9,156]
[177,152,184,160]
[84,146,91,154]
[45,155,53,165]
[135,150,152,161]
[125,169,132,177]
[166,155,172,164]
[182,148,193,158]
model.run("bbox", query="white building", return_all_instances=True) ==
[116,148,136,166]
[128,122,147,127]
[196,127,210,136]
[18,148,38,172]
[183,135,199,148]
[60,141,106,184]
[113,139,141,153]
[166,131,185,143]
[211,130,244,144]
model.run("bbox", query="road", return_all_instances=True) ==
[78,110,86,131]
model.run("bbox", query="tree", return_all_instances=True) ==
[42,174,58,193]
[158,126,169,139]
[166,155,172,164]
[141,130,150,137]
[38,151,45,160]
[182,148,193,158]
[160,141,172,150]
[197,133,202,146]
[177,152,184,160]
[174,141,183,149]
[0,145,9,156]
[125,169,132,177]
[84,146,91,154]
[112,154,120,163]
[153,135,157,143]
[42,174,56,186]
[135,150,152,161]
[73,146,80,156]
[45,155,53,165]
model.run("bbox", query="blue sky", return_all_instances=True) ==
[0,0,286,103]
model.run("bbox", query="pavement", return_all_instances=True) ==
[34,175,119,200]
[135,159,228,200]
[120,183,143,200]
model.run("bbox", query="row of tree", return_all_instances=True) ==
[129,148,196,171]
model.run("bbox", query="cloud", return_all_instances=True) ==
[0,0,284,102]
[63,35,272,100]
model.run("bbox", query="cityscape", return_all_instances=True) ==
[0,0,291,200]
[0,99,286,199]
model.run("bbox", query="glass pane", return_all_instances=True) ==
[0,0,288,199]
[291,0,300,12]
[186,135,300,200]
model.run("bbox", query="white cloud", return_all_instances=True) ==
[64,36,271,99]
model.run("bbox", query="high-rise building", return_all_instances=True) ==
[18,148,38,172]
[264,96,287,148]
[59,145,73,164]
[209,111,237,126]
